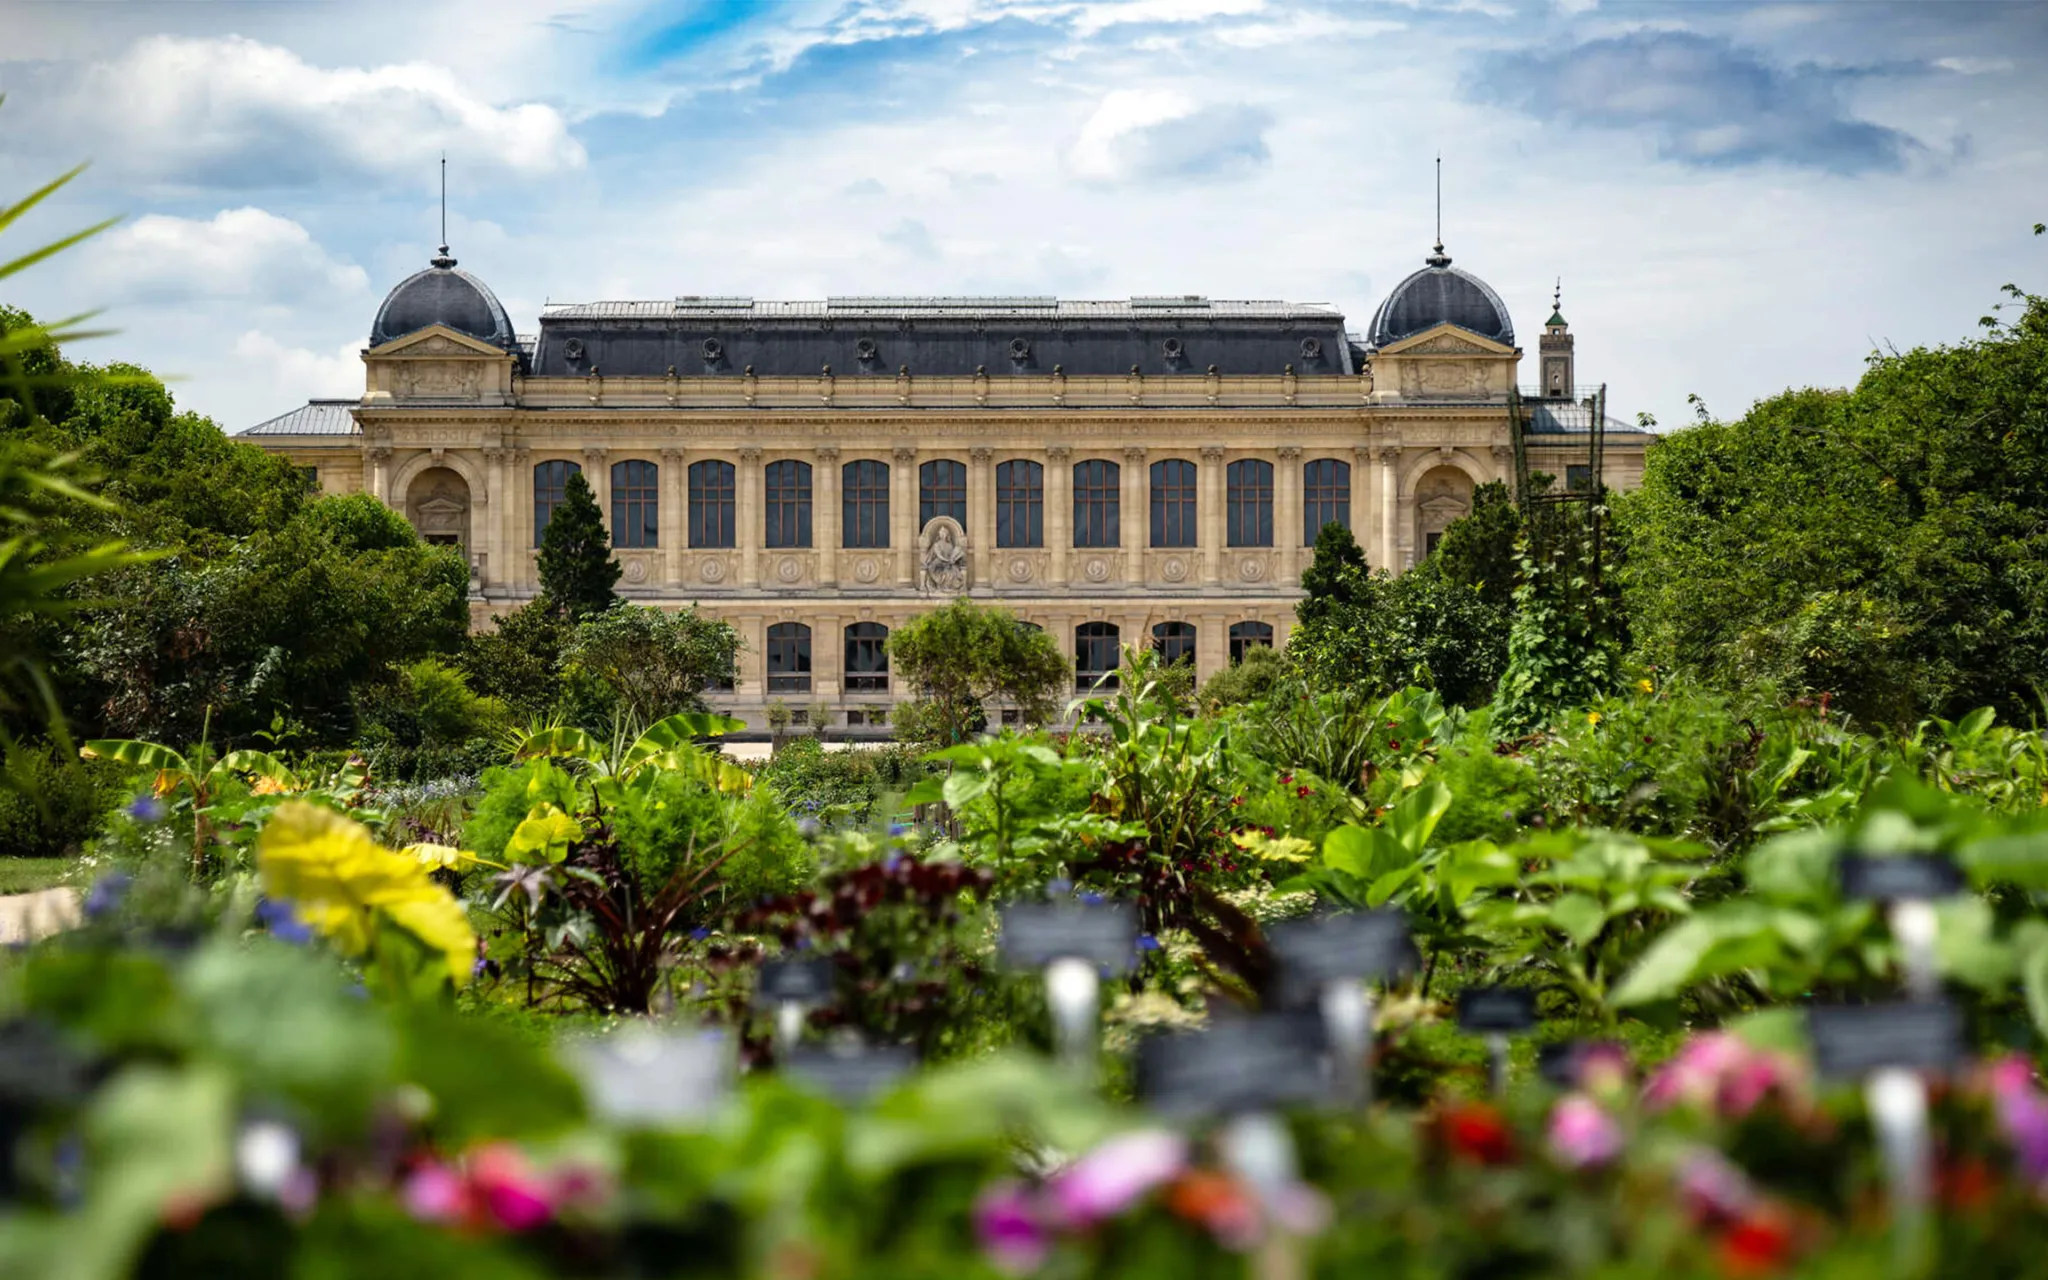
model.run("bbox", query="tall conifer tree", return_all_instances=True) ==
[537,470,620,618]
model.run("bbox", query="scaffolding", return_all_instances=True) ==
[1508,381,1608,589]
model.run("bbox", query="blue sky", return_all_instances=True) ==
[1,0,2043,432]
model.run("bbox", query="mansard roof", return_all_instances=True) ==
[528,295,1358,378]
[237,399,360,437]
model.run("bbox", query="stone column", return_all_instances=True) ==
[1121,446,1146,585]
[660,446,685,588]
[735,612,766,698]
[739,447,763,588]
[814,446,840,587]
[512,447,533,589]
[1197,610,1228,685]
[368,447,393,507]
[1044,445,1071,586]
[583,447,610,535]
[1201,444,1226,584]
[1276,445,1302,585]
[892,445,918,588]
[1378,446,1400,574]
[969,446,995,594]
[814,611,842,699]
[478,447,507,593]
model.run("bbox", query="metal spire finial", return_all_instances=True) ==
[1425,153,1451,267]
[431,153,457,269]
[1554,277,1562,311]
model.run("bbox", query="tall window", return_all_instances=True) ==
[688,459,736,548]
[532,459,582,547]
[1152,621,1196,667]
[1072,459,1120,548]
[1303,458,1350,544]
[1229,621,1274,664]
[844,622,890,693]
[764,459,813,548]
[611,459,659,549]
[1150,459,1197,548]
[995,459,1043,548]
[843,459,891,548]
[1226,459,1273,547]
[1566,464,1593,493]
[920,459,967,529]
[1075,622,1121,691]
[767,622,812,693]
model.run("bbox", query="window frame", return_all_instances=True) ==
[532,458,583,548]
[1075,621,1121,692]
[844,622,890,693]
[1302,457,1351,545]
[687,459,736,549]
[1151,620,1197,667]
[1149,458,1198,548]
[766,621,813,693]
[842,459,892,549]
[1225,458,1273,548]
[1228,621,1274,664]
[610,458,660,549]
[919,458,967,530]
[764,458,814,549]
[1072,458,1120,549]
[994,459,1044,548]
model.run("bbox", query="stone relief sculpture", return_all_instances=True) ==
[920,517,969,593]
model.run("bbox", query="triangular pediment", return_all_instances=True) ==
[368,324,510,359]
[1376,323,1518,358]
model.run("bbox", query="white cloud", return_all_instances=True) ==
[1935,56,2014,75]
[232,331,366,402]
[1067,89,1272,183]
[46,34,586,189]
[86,208,368,305]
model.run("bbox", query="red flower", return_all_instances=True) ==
[1295,785,1312,798]
[1230,795,1245,807]
[1716,1207,1795,1277]
[1437,1101,1515,1166]
[1388,740,1401,751]
[1278,773,1293,785]
[1940,1156,1996,1212]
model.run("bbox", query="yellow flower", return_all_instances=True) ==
[1636,679,1655,694]
[251,775,291,796]
[1587,711,1603,725]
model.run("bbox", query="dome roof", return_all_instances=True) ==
[1367,244,1514,349]
[369,248,518,352]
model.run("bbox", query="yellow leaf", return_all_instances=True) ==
[506,804,582,864]
[256,802,476,987]
[404,842,497,871]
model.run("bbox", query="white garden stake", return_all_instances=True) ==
[1044,955,1102,1077]
[1319,976,1374,1108]
[1888,898,1941,1002]
[1866,1065,1932,1274]
[1218,1111,1306,1280]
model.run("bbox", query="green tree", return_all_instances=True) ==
[1431,479,1521,606]
[459,600,574,720]
[558,603,740,732]
[536,470,619,618]
[886,598,1066,745]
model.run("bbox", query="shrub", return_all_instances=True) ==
[0,743,120,859]
[557,603,739,734]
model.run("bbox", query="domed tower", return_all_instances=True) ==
[369,244,520,356]
[1366,238,1515,350]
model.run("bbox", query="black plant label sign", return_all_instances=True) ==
[1137,1013,1330,1117]
[1268,910,1417,998]
[1808,1000,1964,1080]
[1839,853,1965,903]
[999,901,1139,972]
[1457,987,1538,1034]
[758,957,838,1004]
[784,1044,919,1105]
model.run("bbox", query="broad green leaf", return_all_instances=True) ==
[511,724,605,764]
[1954,706,1996,741]
[942,770,991,810]
[216,749,300,792]
[1322,824,1374,878]
[506,805,583,865]
[1548,892,1607,947]
[621,712,748,774]
[1611,915,1756,1007]
[2016,921,2048,1045]
[1387,780,1453,856]
[1934,897,2015,989]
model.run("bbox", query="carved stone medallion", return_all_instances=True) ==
[853,557,881,584]
[699,557,727,583]
[1007,557,1032,583]
[1161,556,1189,583]
[776,556,803,584]
[1083,557,1110,583]
[1238,556,1266,582]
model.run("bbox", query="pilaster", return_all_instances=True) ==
[1378,446,1400,575]
[513,448,533,581]
[1276,445,1302,584]
[660,446,685,588]
[814,446,840,587]
[1201,444,1226,585]
[892,446,918,588]
[1045,445,1072,586]
[1197,611,1228,684]
[1351,445,1373,564]
[368,447,393,507]
[481,446,509,593]
[1121,446,1146,586]
[582,447,610,534]
[969,446,994,594]
[739,447,762,588]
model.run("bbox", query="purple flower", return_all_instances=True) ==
[255,897,315,945]
[126,795,165,823]
[1136,934,1161,952]
[1047,1129,1189,1226]
[1677,1148,1757,1224]
[1546,1094,1623,1169]
[1077,891,1105,906]
[887,822,910,837]
[689,927,712,941]
[83,873,132,919]
[974,1180,1050,1275]
[1986,1056,2048,1183]
[1046,878,1073,897]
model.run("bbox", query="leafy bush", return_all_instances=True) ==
[556,603,739,733]
[756,736,935,825]
[0,742,120,858]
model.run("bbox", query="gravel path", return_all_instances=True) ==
[0,887,82,945]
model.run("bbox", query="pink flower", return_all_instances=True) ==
[1644,1033,1802,1120]
[1677,1148,1758,1225]
[1048,1130,1189,1226]
[1547,1094,1624,1169]
[402,1162,467,1224]
[974,1181,1050,1275]
[1984,1055,2048,1184]
[468,1143,556,1232]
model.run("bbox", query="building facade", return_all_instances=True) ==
[239,239,1649,729]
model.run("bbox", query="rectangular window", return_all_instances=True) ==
[843,459,891,548]
[532,459,582,547]
[1225,459,1273,548]
[688,460,736,549]
[610,459,660,549]
[1072,459,1120,548]
[1302,458,1350,545]
[919,459,967,529]
[764,458,813,548]
[844,622,890,693]
[767,622,812,693]
[298,466,319,490]
[995,459,1043,548]
[1229,621,1274,663]
[1149,458,1197,548]
[1075,622,1121,692]
[1566,464,1593,492]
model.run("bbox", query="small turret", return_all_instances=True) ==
[1539,278,1573,399]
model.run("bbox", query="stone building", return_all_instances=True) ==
[238,238,1649,728]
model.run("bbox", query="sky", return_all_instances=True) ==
[1,0,2044,434]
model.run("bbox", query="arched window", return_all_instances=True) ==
[764,459,813,548]
[1072,459,1120,548]
[843,459,891,548]
[1226,459,1273,547]
[1152,620,1196,667]
[1228,621,1274,664]
[1303,458,1350,544]
[919,459,966,529]
[532,459,582,547]
[688,459,736,548]
[1150,458,1197,548]
[767,622,812,693]
[611,459,659,549]
[1075,621,1121,691]
[995,459,1043,548]
[844,622,890,692]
